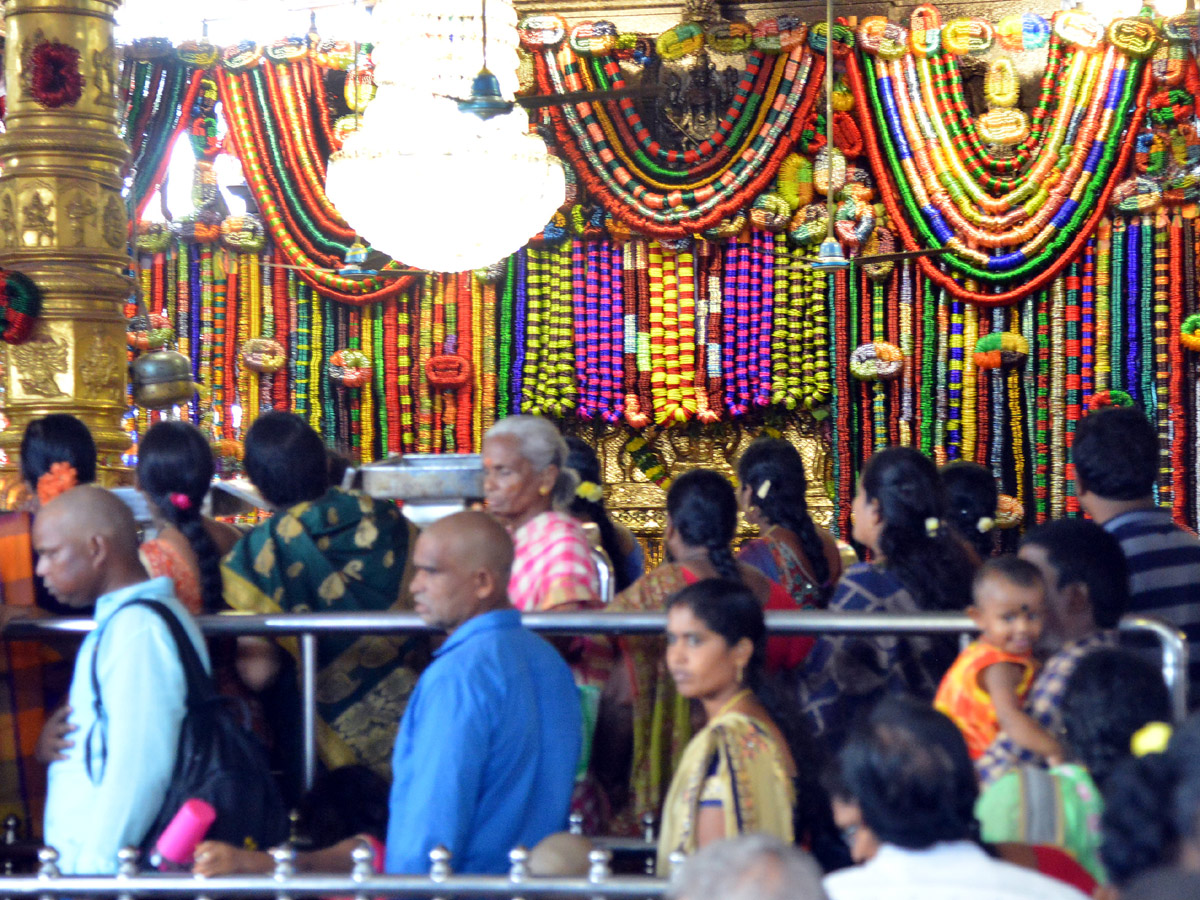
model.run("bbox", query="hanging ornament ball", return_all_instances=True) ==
[1087,390,1135,411]
[1180,313,1200,351]
[849,342,904,381]
[130,349,197,409]
[749,194,791,232]
[973,331,1029,370]
[126,312,175,351]
[995,494,1025,530]
[240,337,287,375]
[328,349,371,389]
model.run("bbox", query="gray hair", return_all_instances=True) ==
[483,415,579,508]
[668,835,829,900]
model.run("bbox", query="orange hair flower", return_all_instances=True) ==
[36,461,78,506]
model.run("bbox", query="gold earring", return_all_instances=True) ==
[538,485,551,497]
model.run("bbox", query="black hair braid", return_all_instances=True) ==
[706,541,743,583]
[152,492,225,613]
[738,437,831,587]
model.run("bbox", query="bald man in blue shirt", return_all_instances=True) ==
[386,511,581,875]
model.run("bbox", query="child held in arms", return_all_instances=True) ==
[935,557,1064,763]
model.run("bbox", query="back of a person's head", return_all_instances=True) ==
[137,420,215,510]
[939,460,999,559]
[1072,406,1158,500]
[860,447,974,612]
[564,434,601,485]
[666,469,740,581]
[1101,715,1200,886]
[737,437,830,587]
[668,834,829,900]
[839,696,978,850]
[20,413,97,488]
[244,411,329,508]
[1020,518,1129,628]
[1060,648,1170,788]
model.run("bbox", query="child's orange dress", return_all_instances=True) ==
[934,641,1037,759]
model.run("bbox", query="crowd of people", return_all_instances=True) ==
[0,405,1197,898]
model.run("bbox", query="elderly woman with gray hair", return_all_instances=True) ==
[482,416,605,678]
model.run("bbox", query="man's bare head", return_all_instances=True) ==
[410,511,514,632]
[33,486,145,608]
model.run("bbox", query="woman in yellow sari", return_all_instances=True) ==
[657,579,798,874]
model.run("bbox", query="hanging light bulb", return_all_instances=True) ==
[325,0,565,273]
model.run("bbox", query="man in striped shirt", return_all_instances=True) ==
[1073,405,1200,702]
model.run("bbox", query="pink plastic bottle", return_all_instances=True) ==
[154,799,217,870]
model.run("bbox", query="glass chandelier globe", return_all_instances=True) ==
[325,0,566,274]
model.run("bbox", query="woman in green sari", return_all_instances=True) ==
[222,412,424,781]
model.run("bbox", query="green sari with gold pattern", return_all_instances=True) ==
[222,488,424,777]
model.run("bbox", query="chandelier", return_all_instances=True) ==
[325,0,566,273]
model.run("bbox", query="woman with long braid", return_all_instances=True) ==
[737,437,844,610]
[597,469,810,832]
[137,420,241,614]
[799,447,976,751]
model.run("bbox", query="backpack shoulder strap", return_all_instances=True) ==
[85,598,211,780]
[120,599,212,706]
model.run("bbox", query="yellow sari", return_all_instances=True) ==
[657,709,795,874]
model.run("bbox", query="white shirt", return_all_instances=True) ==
[43,578,209,874]
[824,841,1090,900]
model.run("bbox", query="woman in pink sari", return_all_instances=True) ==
[481,415,605,682]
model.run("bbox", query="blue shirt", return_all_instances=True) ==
[386,608,581,875]
[44,577,209,874]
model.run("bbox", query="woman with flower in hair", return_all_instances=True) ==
[564,435,643,594]
[736,437,844,610]
[798,447,976,750]
[0,415,97,831]
[136,421,242,615]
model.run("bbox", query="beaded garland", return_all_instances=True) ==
[101,10,1200,542]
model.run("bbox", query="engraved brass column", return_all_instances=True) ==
[0,0,130,483]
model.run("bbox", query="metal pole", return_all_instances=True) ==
[1118,616,1189,721]
[300,633,319,794]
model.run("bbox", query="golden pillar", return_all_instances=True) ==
[0,0,130,483]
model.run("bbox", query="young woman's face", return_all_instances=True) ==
[665,605,748,701]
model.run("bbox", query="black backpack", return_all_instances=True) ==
[88,598,289,862]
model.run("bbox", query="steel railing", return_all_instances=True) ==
[0,843,672,897]
[5,611,1187,793]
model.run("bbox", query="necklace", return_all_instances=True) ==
[713,688,753,720]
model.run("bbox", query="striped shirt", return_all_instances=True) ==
[1104,508,1200,689]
